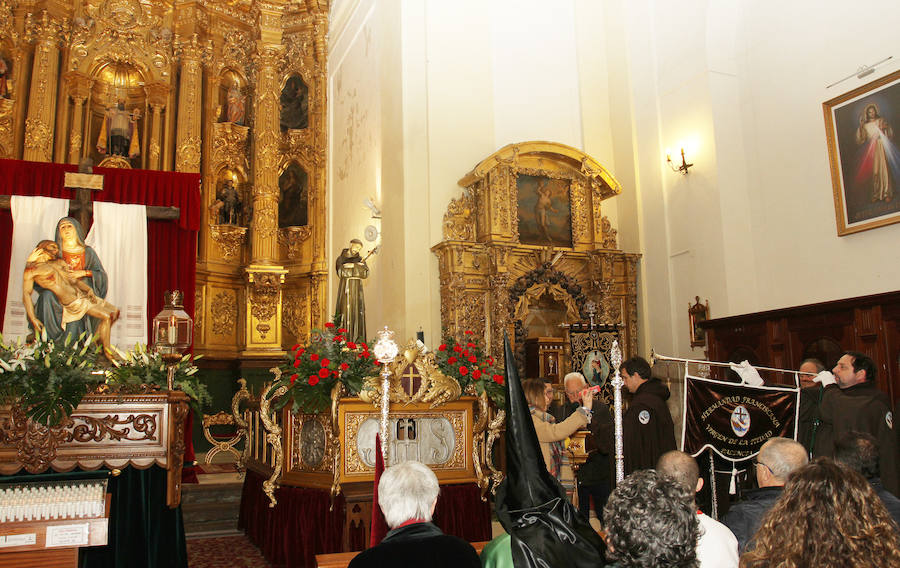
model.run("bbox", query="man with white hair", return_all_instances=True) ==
[562,372,613,519]
[722,437,808,551]
[348,460,480,568]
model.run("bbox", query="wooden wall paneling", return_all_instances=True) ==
[702,291,900,407]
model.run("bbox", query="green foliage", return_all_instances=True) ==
[106,344,211,414]
[270,321,379,415]
[434,331,506,409]
[0,330,100,426]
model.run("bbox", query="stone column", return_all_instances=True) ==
[23,11,62,162]
[64,71,92,165]
[175,35,203,172]
[144,83,169,171]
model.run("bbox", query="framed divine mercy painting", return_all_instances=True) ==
[823,69,900,236]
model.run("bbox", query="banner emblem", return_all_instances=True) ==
[731,405,751,437]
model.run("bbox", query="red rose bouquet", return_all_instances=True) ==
[434,330,506,409]
[271,321,379,414]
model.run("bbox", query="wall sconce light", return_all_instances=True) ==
[666,148,694,175]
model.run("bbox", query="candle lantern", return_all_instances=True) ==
[152,290,193,389]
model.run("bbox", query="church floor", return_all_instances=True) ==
[186,534,270,568]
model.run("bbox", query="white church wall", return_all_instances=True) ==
[617,0,900,361]
[734,0,900,311]
[329,0,387,336]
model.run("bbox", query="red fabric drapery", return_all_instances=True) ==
[0,158,201,482]
[239,470,492,567]
[240,470,347,568]
[0,158,200,336]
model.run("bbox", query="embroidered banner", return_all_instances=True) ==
[682,374,799,462]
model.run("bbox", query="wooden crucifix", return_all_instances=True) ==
[0,171,181,225]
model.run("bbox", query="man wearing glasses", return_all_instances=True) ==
[722,437,808,552]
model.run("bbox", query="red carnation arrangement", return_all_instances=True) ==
[434,331,506,409]
[272,319,379,414]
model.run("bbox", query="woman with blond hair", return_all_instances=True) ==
[741,457,900,568]
[521,378,592,490]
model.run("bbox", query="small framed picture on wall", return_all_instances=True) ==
[823,69,900,236]
[689,296,709,348]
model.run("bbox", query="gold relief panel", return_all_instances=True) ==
[0,99,14,159]
[24,118,51,161]
[209,224,247,261]
[442,192,475,241]
[210,290,238,338]
[277,226,312,260]
[211,122,249,172]
[282,287,308,345]
[340,400,474,485]
[291,412,334,472]
[176,135,202,172]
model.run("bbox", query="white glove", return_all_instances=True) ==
[730,360,763,386]
[812,370,835,387]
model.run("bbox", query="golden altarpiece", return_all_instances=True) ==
[0,0,330,361]
[433,141,641,372]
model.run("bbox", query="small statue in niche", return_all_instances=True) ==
[278,164,308,228]
[280,75,309,131]
[0,56,9,98]
[214,179,242,225]
[97,100,140,158]
[225,84,245,125]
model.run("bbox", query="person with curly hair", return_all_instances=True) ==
[602,469,699,567]
[740,457,900,568]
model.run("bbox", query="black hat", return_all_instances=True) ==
[494,334,606,567]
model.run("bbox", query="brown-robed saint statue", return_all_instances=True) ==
[334,239,368,343]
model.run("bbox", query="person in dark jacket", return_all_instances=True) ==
[722,437,808,551]
[797,358,826,453]
[619,357,676,474]
[348,460,480,568]
[561,372,614,518]
[813,351,899,496]
[834,430,900,528]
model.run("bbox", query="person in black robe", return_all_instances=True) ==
[348,460,479,568]
[619,356,676,474]
[814,352,899,496]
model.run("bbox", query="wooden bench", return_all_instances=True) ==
[315,541,489,567]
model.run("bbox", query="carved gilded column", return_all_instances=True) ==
[23,11,63,162]
[144,83,169,171]
[249,43,283,264]
[244,1,288,357]
[64,72,92,165]
[175,35,203,173]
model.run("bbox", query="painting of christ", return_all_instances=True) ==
[517,174,573,248]
[824,69,900,235]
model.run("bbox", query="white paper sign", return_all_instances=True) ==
[0,533,37,547]
[46,523,89,547]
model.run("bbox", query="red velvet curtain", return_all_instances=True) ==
[0,158,200,336]
[240,470,347,568]
[239,470,493,567]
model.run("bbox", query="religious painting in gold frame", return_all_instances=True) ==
[517,174,573,248]
[689,296,709,348]
[823,69,900,236]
